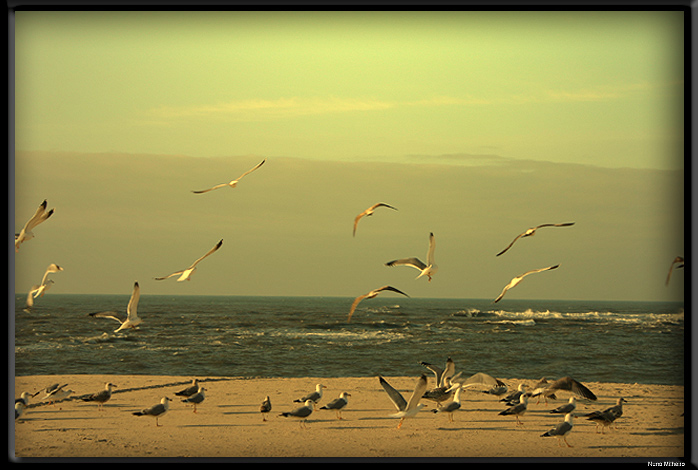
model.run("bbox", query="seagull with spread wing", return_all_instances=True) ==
[192,159,265,194]
[154,239,223,282]
[88,281,142,333]
[386,232,438,282]
[15,199,55,252]
[496,222,575,256]
[348,285,410,322]
[493,264,560,303]
[379,374,428,429]
[353,202,397,237]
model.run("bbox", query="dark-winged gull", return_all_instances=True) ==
[584,397,627,433]
[420,357,456,389]
[353,202,398,237]
[320,392,351,420]
[501,383,528,406]
[192,158,265,194]
[32,383,61,399]
[550,396,577,414]
[420,357,457,407]
[348,285,409,322]
[431,384,463,422]
[498,393,528,426]
[496,222,575,256]
[181,387,206,412]
[15,402,26,421]
[154,239,223,282]
[379,374,428,429]
[386,232,438,282]
[666,256,684,286]
[260,396,272,421]
[15,199,54,252]
[279,399,314,429]
[133,397,172,426]
[81,382,117,411]
[541,413,574,447]
[294,383,326,409]
[493,264,560,303]
[88,281,142,333]
[174,379,200,397]
[41,383,73,405]
[530,376,597,402]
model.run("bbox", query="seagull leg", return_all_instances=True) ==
[564,437,573,448]
[397,418,405,429]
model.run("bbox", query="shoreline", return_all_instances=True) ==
[13,374,685,459]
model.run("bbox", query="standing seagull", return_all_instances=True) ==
[541,413,575,447]
[348,285,410,322]
[133,397,172,426]
[154,239,223,282]
[174,379,200,398]
[379,374,428,429]
[499,393,528,426]
[192,158,265,194]
[294,384,326,408]
[88,281,142,333]
[386,232,438,282]
[181,387,206,413]
[496,222,575,256]
[320,392,351,420]
[493,264,560,303]
[15,199,54,252]
[279,399,314,429]
[431,384,463,422]
[550,396,577,415]
[666,256,684,286]
[260,396,272,422]
[81,382,117,411]
[353,203,398,237]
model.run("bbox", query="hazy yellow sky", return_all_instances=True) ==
[12,10,685,301]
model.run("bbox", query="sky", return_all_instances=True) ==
[11,10,685,302]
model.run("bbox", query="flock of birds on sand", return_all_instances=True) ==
[14,158,682,449]
[15,356,632,448]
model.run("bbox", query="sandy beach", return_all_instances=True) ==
[13,374,684,460]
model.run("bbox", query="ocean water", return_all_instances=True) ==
[12,295,685,386]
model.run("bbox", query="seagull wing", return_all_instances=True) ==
[519,264,560,280]
[379,376,407,412]
[496,233,525,257]
[385,258,427,271]
[235,158,265,181]
[191,183,229,194]
[126,281,140,320]
[493,283,513,303]
[23,200,51,232]
[375,285,410,298]
[40,263,63,286]
[548,377,597,401]
[88,310,125,324]
[460,372,504,389]
[426,232,436,266]
[534,222,575,229]
[420,362,444,385]
[353,212,367,237]
[405,375,428,412]
[666,256,684,285]
[348,294,369,322]
[188,239,223,269]
[154,270,185,281]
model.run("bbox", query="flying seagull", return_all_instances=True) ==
[320,392,351,420]
[379,374,428,429]
[88,281,142,333]
[15,199,54,252]
[154,239,223,282]
[496,222,575,256]
[530,376,597,402]
[353,203,398,237]
[666,256,684,286]
[541,413,574,447]
[386,232,438,282]
[493,264,560,303]
[192,158,265,194]
[348,285,410,322]
[25,263,64,309]
[133,397,172,426]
